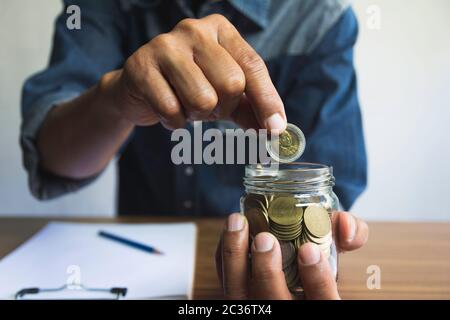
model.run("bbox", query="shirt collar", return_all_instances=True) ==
[121,0,271,29]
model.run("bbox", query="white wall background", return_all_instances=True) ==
[0,0,449,220]
[0,0,115,216]
[351,0,450,221]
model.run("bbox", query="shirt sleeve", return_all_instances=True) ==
[282,8,368,210]
[21,0,126,200]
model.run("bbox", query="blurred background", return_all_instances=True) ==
[0,0,449,220]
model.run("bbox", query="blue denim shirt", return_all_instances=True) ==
[21,0,367,215]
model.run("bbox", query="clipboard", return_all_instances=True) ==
[0,222,197,300]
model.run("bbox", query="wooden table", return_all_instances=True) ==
[0,217,449,299]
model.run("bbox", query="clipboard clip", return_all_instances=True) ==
[15,284,127,300]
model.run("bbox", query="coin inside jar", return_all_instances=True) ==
[268,196,302,225]
[303,206,331,238]
[242,163,339,293]
[266,123,306,163]
[280,241,296,269]
[268,196,303,241]
[300,205,333,259]
[245,207,269,238]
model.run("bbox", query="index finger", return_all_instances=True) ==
[214,18,287,133]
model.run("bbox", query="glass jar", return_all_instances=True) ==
[241,162,339,294]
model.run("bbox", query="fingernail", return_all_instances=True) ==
[299,243,321,265]
[254,233,274,252]
[265,113,286,134]
[347,215,356,242]
[227,213,244,232]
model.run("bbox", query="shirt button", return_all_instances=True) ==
[183,200,193,209]
[184,166,194,176]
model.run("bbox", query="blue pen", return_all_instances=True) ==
[98,230,164,255]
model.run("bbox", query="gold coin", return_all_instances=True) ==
[297,237,331,259]
[303,206,331,238]
[270,227,302,234]
[294,236,304,249]
[269,222,302,237]
[270,229,302,241]
[266,123,306,163]
[269,221,303,230]
[279,130,297,158]
[244,193,268,212]
[280,241,296,269]
[283,263,299,289]
[268,197,303,226]
[245,208,269,237]
[304,230,332,245]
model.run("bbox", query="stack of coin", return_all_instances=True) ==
[284,262,300,289]
[280,241,296,269]
[267,196,303,241]
[279,241,299,289]
[243,193,270,238]
[298,205,332,258]
[244,193,333,291]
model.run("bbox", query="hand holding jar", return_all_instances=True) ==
[215,163,369,300]
[215,210,368,300]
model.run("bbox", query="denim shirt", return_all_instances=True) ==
[21,0,367,216]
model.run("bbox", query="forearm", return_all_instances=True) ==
[37,70,134,179]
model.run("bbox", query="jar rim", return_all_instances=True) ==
[244,162,335,193]
[246,162,331,175]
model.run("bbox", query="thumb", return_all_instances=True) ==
[230,95,286,133]
[297,243,340,300]
[250,233,292,299]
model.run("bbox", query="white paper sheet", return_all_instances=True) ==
[0,222,197,300]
